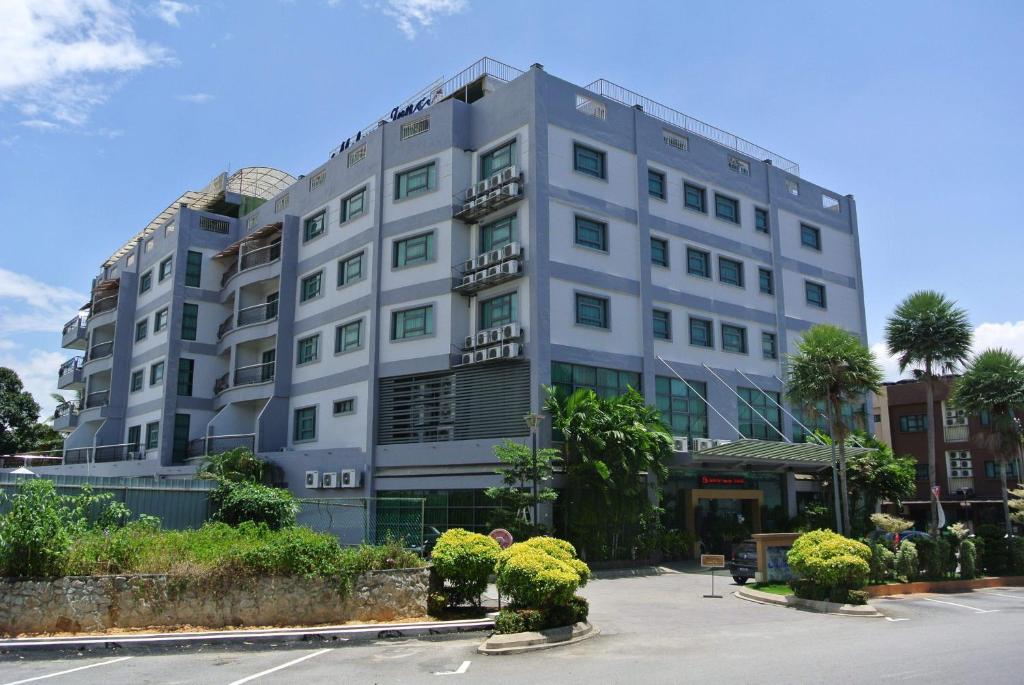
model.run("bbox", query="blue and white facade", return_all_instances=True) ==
[46,59,866,531]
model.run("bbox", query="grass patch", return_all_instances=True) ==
[752,583,794,596]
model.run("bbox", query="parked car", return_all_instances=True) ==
[729,539,758,585]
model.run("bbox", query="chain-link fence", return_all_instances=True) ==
[297,497,425,549]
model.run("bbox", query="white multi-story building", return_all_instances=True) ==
[44,59,867,538]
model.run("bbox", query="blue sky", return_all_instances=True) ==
[1,0,1023,416]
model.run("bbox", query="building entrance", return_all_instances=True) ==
[685,489,763,557]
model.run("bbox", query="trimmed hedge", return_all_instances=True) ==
[495,537,590,609]
[211,481,298,530]
[430,528,501,607]
[895,540,919,581]
[960,539,977,580]
[786,530,871,601]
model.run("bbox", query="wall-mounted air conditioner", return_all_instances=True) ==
[693,438,714,452]
[474,350,487,363]
[475,179,490,197]
[673,437,689,453]
[501,343,521,358]
[321,472,339,488]
[486,346,501,360]
[502,183,520,198]
[713,439,732,447]
[472,270,488,283]
[305,470,320,489]
[500,260,519,276]
[486,265,501,279]
[499,165,518,183]
[463,258,476,273]
[461,353,474,365]
[475,331,490,347]
[501,323,521,340]
[487,327,502,344]
[474,253,490,270]
[487,249,502,264]
[501,242,521,259]
[465,185,477,201]
[340,469,362,488]
[460,275,474,288]
[464,335,475,349]
[487,189,501,203]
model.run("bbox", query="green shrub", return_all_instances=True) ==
[788,579,829,602]
[427,592,447,616]
[973,536,986,573]
[846,589,869,605]
[494,608,526,634]
[660,529,695,560]
[960,539,977,580]
[786,530,871,599]
[1008,536,1024,575]
[895,540,919,581]
[430,528,501,607]
[977,524,1010,575]
[0,479,72,577]
[495,537,591,609]
[868,541,895,584]
[914,536,952,580]
[211,481,298,530]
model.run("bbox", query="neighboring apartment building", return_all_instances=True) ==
[40,59,868,538]
[878,377,1020,529]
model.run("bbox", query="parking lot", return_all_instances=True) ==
[2,571,1023,684]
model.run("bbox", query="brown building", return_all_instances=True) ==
[875,377,1019,529]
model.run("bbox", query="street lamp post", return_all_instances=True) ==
[524,413,545,529]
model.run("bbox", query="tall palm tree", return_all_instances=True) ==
[885,291,972,533]
[951,349,1024,535]
[787,324,883,536]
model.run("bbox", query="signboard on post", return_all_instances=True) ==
[701,554,726,598]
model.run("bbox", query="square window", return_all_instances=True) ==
[297,334,320,364]
[689,318,713,348]
[338,252,364,287]
[150,361,165,385]
[395,162,437,200]
[663,130,689,151]
[801,224,822,250]
[899,415,928,433]
[333,398,356,416]
[341,189,366,223]
[335,320,362,353]
[722,324,748,354]
[573,143,606,179]
[400,116,429,139]
[687,247,710,278]
[135,319,148,342]
[684,183,706,212]
[391,305,434,340]
[481,215,516,251]
[650,237,669,267]
[574,216,607,251]
[185,251,202,287]
[715,194,739,224]
[145,422,160,450]
[347,144,366,167]
[158,256,173,282]
[806,281,827,309]
[180,303,198,341]
[130,369,144,392]
[755,208,769,233]
[653,309,671,340]
[139,271,153,294]
[393,232,435,267]
[728,156,751,175]
[304,211,326,242]
[648,169,666,199]
[718,257,744,287]
[481,140,516,178]
[154,308,168,332]
[759,267,774,295]
[480,293,517,329]
[294,406,317,442]
[300,271,323,302]
[575,294,609,328]
[762,332,777,359]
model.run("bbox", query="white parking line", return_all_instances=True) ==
[917,596,998,613]
[435,661,471,676]
[884,617,910,622]
[225,648,331,685]
[1,656,133,685]
[980,591,1024,600]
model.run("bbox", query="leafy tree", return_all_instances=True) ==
[545,386,672,560]
[198,447,269,483]
[845,433,916,535]
[885,291,972,533]
[485,439,559,539]
[786,325,883,536]
[0,367,44,455]
[952,348,1024,534]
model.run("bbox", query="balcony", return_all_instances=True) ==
[57,356,84,389]
[63,443,145,466]
[452,322,524,367]
[214,372,230,395]
[61,316,88,349]
[237,300,279,327]
[221,238,281,287]
[89,293,118,317]
[234,361,276,387]
[52,400,81,431]
[188,433,256,458]
[948,476,975,494]
[217,314,234,340]
[453,166,523,223]
[84,389,109,409]
[453,242,523,295]
[85,340,114,363]
[943,424,969,443]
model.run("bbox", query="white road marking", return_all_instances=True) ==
[1,656,133,685]
[225,648,331,685]
[884,616,910,622]
[980,591,1024,600]
[917,596,998,613]
[435,660,471,676]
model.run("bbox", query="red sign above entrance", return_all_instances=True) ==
[700,474,748,487]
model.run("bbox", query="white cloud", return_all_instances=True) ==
[152,0,197,27]
[19,119,59,130]
[177,92,212,103]
[0,0,169,127]
[0,345,68,419]
[371,0,467,39]
[871,320,1024,382]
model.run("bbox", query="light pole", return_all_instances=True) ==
[524,412,545,529]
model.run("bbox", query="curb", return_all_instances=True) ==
[477,622,598,655]
[0,618,494,653]
[736,587,881,617]
[865,576,1024,597]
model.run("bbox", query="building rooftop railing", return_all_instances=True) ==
[583,79,800,176]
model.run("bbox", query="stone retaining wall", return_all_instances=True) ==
[0,567,429,636]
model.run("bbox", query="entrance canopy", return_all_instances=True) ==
[685,439,874,472]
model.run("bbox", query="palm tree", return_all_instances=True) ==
[951,349,1024,535]
[786,324,883,536]
[885,291,972,533]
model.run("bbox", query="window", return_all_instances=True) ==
[158,256,173,282]
[551,362,640,399]
[300,271,323,302]
[755,208,769,233]
[985,461,1020,478]
[150,361,164,386]
[738,387,783,441]
[759,267,774,295]
[127,425,141,450]
[338,252,364,287]
[687,248,710,278]
[656,377,708,439]
[719,257,744,287]
[653,309,671,340]
[172,413,190,463]
[481,140,516,178]
[715,194,739,223]
[139,270,152,294]
[663,130,689,151]
[265,292,279,320]
[801,224,822,250]
[805,281,827,309]
[333,398,356,415]
[481,215,515,251]
[648,169,666,199]
[294,406,317,442]
[391,305,434,340]
[728,156,751,175]
[915,464,930,481]
[650,237,669,267]
[393,232,435,267]
[145,240,153,253]
[304,211,326,242]
[177,358,194,396]
[575,94,607,119]
[721,324,748,354]
[684,183,706,212]
[899,415,928,433]
[480,292,517,329]
[135,319,148,342]
[573,143,605,179]
[347,144,366,167]
[297,334,320,364]
[574,216,607,251]
[689,317,713,347]
[395,162,436,199]
[180,303,198,341]
[786,179,799,196]
[185,251,202,287]
[308,169,326,191]
[154,308,168,332]
[822,194,841,212]
[335,320,362,353]
[400,116,429,139]
[575,294,608,328]
[275,194,289,212]
[130,369,143,392]
[145,422,160,450]
[341,188,366,222]
[762,332,778,359]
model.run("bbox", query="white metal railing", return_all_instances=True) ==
[239,241,282,271]
[63,316,87,337]
[237,300,278,326]
[87,341,114,361]
[85,389,109,408]
[234,361,276,386]
[59,356,84,377]
[90,293,119,316]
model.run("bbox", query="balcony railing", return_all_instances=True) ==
[85,390,109,408]
[62,316,87,338]
[948,476,975,493]
[217,314,234,340]
[240,241,281,271]
[62,443,145,465]
[234,361,275,386]
[453,242,523,295]
[454,166,523,223]
[90,294,118,316]
[214,372,230,395]
[220,261,239,287]
[188,433,256,458]
[237,300,279,327]
[86,341,114,362]
[59,356,84,377]
[943,424,969,443]
[53,400,81,419]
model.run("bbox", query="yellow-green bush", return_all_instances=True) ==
[787,529,871,597]
[495,537,590,609]
[430,528,501,607]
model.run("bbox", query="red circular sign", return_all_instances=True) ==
[489,528,514,549]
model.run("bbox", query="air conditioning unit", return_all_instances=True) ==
[474,253,490,270]
[488,170,504,188]
[487,249,502,264]
[673,436,689,453]
[463,258,476,273]
[460,275,474,288]
[501,323,521,340]
[476,331,490,347]
[713,439,733,447]
[501,343,521,358]
[487,327,502,344]
[501,182,520,198]
[321,472,339,489]
[486,265,501,279]
[461,353,474,366]
[486,346,501,360]
[472,270,488,283]
[693,438,714,452]
[500,260,519,276]
[499,165,518,183]
[501,242,521,259]
[340,469,362,488]
[487,189,501,203]
[465,185,477,201]
[305,470,320,489]
[475,179,490,196]
[474,350,487,363]
[464,335,475,349]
